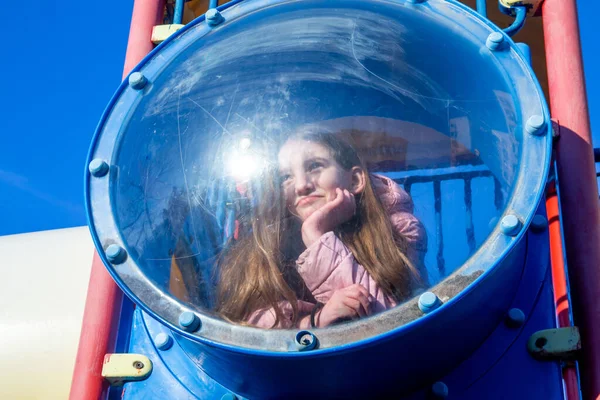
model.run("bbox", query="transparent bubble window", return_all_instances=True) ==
[88,0,548,343]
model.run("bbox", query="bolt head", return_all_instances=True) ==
[179,311,201,332]
[526,115,546,136]
[295,330,318,351]
[206,8,223,26]
[431,381,449,398]
[506,308,525,328]
[418,291,441,313]
[105,244,126,264]
[486,32,504,50]
[531,214,548,232]
[154,333,173,350]
[132,360,145,369]
[500,215,522,236]
[89,159,109,177]
[221,395,237,400]
[128,72,147,90]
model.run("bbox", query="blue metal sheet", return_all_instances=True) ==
[122,308,240,400]
[116,212,563,399]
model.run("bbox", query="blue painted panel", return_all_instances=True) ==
[116,213,563,399]
[122,308,235,400]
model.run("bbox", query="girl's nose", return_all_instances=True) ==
[295,174,313,196]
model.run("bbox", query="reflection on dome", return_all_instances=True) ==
[119,108,508,329]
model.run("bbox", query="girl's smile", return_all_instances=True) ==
[296,195,323,207]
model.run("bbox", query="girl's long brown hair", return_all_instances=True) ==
[216,132,420,327]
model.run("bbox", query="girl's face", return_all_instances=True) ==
[278,139,363,221]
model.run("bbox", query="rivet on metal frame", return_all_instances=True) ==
[128,72,148,90]
[154,332,174,351]
[530,214,548,232]
[525,115,547,136]
[505,307,525,328]
[431,381,449,398]
[206,8,224,26]
[418,291,442,314]
[486,32,505,51]
[500,214,522,236]
[89,159,109,177]
[179,311,201,332]
[105,244,127,264]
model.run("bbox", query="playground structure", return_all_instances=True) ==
[67,0,600,399]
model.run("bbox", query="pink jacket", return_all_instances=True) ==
[247,174,428,329]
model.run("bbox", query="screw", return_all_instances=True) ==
[526,115,546,136]
[179,311,201,332]
[221,394,238,400]
[431,381,449,398]
[505,308,525,328]
[486,32,504,51]
[105,244,127,264]
[154,332,173,351]
[535,337,548,349]
[530,215,548,232]
[418,292,442,314]
[295,330,318,351]
[500,215,522,236]
[129,72,147,90]
[206,8,224,26]
[133,361,145,369]
[407,0,426,3]
[88,159,109,177]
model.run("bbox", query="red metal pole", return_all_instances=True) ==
[546,180,581,400]
[542,1,600,398]
[69,1,165,399]
[69,253,123,399]
[122,0,166,78]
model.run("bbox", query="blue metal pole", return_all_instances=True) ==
[174,0,184,24]
[476,0,487,18]
[503,6,527,36]
[210,0,218,9]
[433,180,445,275]
[464,178,476,254]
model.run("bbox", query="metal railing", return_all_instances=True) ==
[394,168,503,276]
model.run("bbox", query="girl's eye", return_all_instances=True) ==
[280,174,292,184]
[307,161,323,172]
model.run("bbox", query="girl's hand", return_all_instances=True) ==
[315,284,373,327]
[301,188,356,247]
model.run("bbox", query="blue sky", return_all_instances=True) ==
[0,1,597,237]
[1,1,133,235]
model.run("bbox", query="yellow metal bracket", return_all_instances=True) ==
[152,24,185,44]
[102,354,153,386]
[498,0,544,16]
[527,327,581,361]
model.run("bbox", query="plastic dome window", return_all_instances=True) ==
[86,0,549,357]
